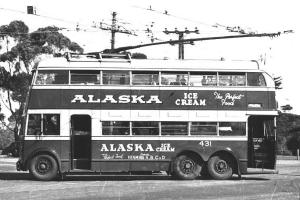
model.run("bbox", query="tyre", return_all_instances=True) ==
[173,155,202,180]
[207,155,233,180]
[29,154,58,181]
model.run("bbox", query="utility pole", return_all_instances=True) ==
[163,27,199,59]
[111,12,117,50]
[96,12,135,51]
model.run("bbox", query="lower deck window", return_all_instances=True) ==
[132,122,159,135]
[27,114,42,135]
[43,114,60,135]
[219,122,246,136]
[27,114,60,135]
[102,121,130,135]
[190,122,217,135]
[161,122,188,135]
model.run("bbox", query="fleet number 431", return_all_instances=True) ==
[199,141,212,147]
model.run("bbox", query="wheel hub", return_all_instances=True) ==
[36,159,51,174]
[39,163,47,170]
[215,160,228,173]
[181,159,195,174]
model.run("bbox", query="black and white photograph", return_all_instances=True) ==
[0,0,299,199]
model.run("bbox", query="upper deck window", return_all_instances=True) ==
[219,72,246,86]
[35,70,68,85]
[70,70,100,84]
[161,72,188,86]
[132,71,159,85]
[190,72,217,86]
[247,72,266,86]
[103,71,130,85]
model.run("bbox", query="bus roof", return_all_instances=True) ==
[36,53,261,72]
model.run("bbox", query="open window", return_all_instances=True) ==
[102,71,130,85]
[132,71,159,85]
[70,70,100,84]
[219,72,246,86]
[161,72,188,86]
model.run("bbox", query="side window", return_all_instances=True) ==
[43,114,60,135]
[219,122,246,136]
[219,72,246,86]
[161,72,188,86]
[190,122,217,135]
[132,122,159,135]
[70,70,100,84]
[161,122,188,135]
[27,114,41,135]
[35,70,69,85]
[132,71,159,85]
[190,72,217,86]
[102,121,130,135]
[247,72,266,86]
[27,114,60,135]
[102,71,130,85]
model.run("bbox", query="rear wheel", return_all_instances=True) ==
[207,155,233,180]
[173,155,202,180]
[29,154,58,181]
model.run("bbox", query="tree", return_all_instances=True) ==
[276,112,300,155]
[273,76,282,90]
[281,104,293,113]
[0,21,83,151]
[131,52,147,59]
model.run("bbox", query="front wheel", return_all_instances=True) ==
[29,154,58,181]
[207,155,233,180]
[173,155,202,180]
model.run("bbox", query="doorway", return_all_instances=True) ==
[248,116,276,169]
[70,115,91,170]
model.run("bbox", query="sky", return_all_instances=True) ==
[0,0,299,113]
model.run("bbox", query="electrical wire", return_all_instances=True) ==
[131,5,220,29]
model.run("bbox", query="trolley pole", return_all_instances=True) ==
[163,27,199,59]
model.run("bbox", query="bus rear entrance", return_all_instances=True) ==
[247,116,276,170]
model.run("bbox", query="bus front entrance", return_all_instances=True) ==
[71,115,91,170]
[248,116,276,169]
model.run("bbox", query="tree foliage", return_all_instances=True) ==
[281,104,293,112]
[276,112,300,155]
[131,52,147,59]
[0,21,84,148]
[274,76,282,90]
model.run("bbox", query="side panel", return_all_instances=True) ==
[22,139,67,169]
[91,139,248,173]
[28,89,275,111]
[23,138,248,174]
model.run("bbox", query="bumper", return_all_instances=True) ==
[16,159,26,171]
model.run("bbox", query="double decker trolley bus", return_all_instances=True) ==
[17,52,277,181]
